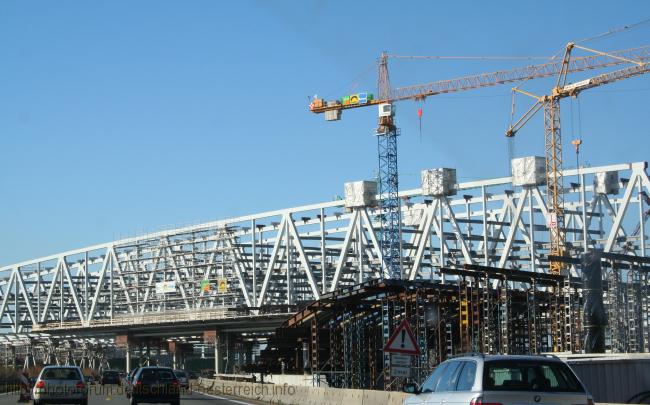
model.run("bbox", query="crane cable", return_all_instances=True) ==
[319,62,376,102]
[574,17,650,44]
[505,75,536,167]
[507,89,517,165]
[571,97,584,172]
[388,55,555,61]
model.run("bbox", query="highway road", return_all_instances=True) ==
[0,383,270,405]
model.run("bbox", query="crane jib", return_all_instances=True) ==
[309,45,650,114]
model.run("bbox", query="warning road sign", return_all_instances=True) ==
[390,366,411,378]
[383,320,421,355]
[391,353,412,367]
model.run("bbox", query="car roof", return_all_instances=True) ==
[447,354,563,363]
[135,366,173,373]
[42,365,80,369]
[484,354,563,362]
[138,366,172,369]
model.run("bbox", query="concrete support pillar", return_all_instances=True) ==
[168,342,187,371]
[236,345,244,372]
[214,333,221,376]
[125,342,131,373]
[223,332,230,374]
[302,340,309,374]
[245,342,253,366]
[116,334,133,372]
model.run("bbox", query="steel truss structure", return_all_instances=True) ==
[265,254,649,390]
[0,333,114,372]
[267,271,580,390]
[0,161,648,342]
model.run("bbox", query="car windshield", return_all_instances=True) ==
[483,360,584,392]
[139,369,175,382]
[174,371,186,378]
[104,371,118,377]
[42,368,81,380]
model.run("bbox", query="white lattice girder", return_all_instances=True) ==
[0,161,648,329]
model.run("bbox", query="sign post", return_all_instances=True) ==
[383,320,420,378]
[390,353,413,377]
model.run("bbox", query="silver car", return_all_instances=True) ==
[404,354,593,405]
[33,366,88,405]
[173,370,189,389]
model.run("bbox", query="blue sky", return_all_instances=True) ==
[1,1,649,265]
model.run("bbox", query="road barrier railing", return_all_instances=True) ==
[196,377,412,405]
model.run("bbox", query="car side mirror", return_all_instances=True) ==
[403,382,420,394]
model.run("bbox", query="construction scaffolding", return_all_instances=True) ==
[262,255,649,390]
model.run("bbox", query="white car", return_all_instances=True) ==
[404,354,593,405]
[32,366,88,405]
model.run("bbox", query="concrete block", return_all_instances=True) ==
[340,387,363,405]
[308,388,326,405]
[301,388,315,405]
[199,378,214,390]
[323,387,345,405]
[388,391,414,405]
[511,156,545,186]
[240,382,256,399]
[422,168,457,196]
[288,386,310,405]
[594,171,619,195]
[402,208,424,227]
[362,389,392,405]
[205,381,403,405]
[344,181,377,208]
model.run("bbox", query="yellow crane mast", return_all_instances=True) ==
[506,43,650,274]
[310,45,649,278]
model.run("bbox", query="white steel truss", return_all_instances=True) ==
[0,161,648,332]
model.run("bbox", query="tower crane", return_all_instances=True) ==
[309,45,650,279]
[506,43,650,275]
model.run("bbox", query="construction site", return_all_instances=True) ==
[1,25,650,404]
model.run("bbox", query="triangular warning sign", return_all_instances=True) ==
[383,320,421,355]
